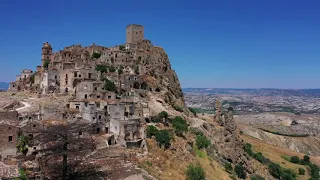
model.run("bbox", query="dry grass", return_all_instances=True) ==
[139,136,231,180]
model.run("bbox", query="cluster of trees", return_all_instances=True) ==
[244,143,320,180]
[146,125,172,149]
[224,162,248,179]
[173,104,184,112]
[285,155,319,180]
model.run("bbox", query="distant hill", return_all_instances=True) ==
[0,82,9,91]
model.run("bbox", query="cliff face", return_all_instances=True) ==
[144,46,184,107]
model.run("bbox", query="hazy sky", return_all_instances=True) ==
[0,0,319,88]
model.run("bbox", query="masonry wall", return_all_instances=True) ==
[0,123,18,159]
[0,111,18,121]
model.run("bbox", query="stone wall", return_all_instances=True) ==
[0,123,18,159]
[0,111,18,121]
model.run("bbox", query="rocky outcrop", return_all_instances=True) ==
[210,105,253,173]
[143,46,184,108]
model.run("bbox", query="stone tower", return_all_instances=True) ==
[41,42,52,67]
[126,24,144,44]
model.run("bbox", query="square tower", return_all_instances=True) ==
[126,24,144,44]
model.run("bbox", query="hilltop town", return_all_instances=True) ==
[1,25,319,180]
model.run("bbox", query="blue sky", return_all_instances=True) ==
[0,0,319,88]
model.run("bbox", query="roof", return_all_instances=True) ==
[126,24,143,28]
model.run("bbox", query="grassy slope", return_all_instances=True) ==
[139,136,231,180]
[240,133,320,180]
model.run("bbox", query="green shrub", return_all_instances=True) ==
[158,111,168,119]
[254,152,264,163]
[309,163,320,179]
[109,66,116,72]
[171,116,188,136]
[155,130,172,148]
[173,105,184,112]
[281,169,296,180]
[30,74,35,84]
[224,162,233,172]
[195,135,211,149]
[234,164,246,179]
[15,168,27,180]
[268,162,282,179]
[118,68,123,75]
[290,156,300,164]
[146,125,158,138]
[298,168,305,175]
[104,79,116,92]
[302,155,310,165]
[119,45,125,51]
[92,51,101,59]
[250,175,265,180]
[189,127,204,136]
[244,143,253,156]
[186,163,205,180]
[96,65,108,73]
[189,107,197,116]
[43,60,50,69]
[151,116,161,123]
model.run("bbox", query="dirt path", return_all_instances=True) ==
[15,101,31,111]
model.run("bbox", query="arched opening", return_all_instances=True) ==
[65,88,68,93]
[140,82,147,90]
[133,82,140,89]
[84,94,87,99]
[145,118,150,123]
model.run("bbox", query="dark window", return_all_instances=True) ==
[108,96,111,99]
[76,106,79,110]
[99,115,101,120]
[96,128,100,134]
[29,134,33,139]
[33,124,36,127]
[79,132,82,136]
[94,87,97,91]
[8,136,13,142]
[47,50,49,54]
[8,127,11,130]
[88,73,92,78]
[85,94,87,99]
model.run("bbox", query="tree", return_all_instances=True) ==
[224,162,233,172]
[96,65,108,74]
[171,116,188,136]
[234,164,246,179]
[91,51,101,59]
[31,111,103,180]
[298,168,305,175]
[281,169,296,180]
[158,111,168,119]
[16,135,29,156]
[250,175,265,180]
[290,156,300,164]
[155,130,172,149]
[186,163,205,180]
[43,60,50,69]
[244,143,253,156]
[302,155,310,164]
[15,168,28,180]
[268,162,282,179]
[195,135,211,149]
[146,125,158,138]
[104,79,116,92]
[119,45,125,51]
[253,152,264,163]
